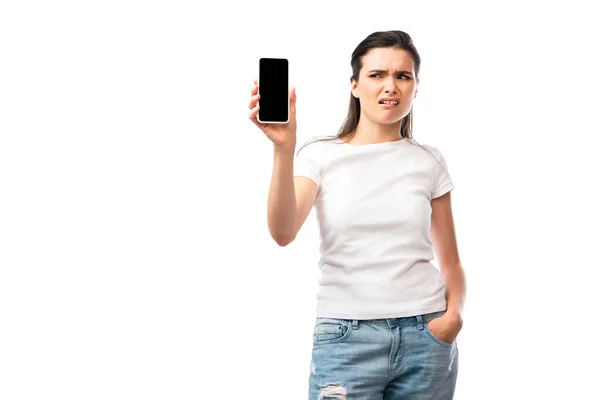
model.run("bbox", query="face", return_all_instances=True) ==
[351,47,418,125]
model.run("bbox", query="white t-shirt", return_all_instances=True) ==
[293,135,455,319]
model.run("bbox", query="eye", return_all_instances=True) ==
[369,74,411,80]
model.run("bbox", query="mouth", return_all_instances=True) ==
[379,100,399,108]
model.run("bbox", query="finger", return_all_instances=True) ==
[248,94,260,110]
[251,83,258,95]
[248,94,259,109]
[248,104,260,121]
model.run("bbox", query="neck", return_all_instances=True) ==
[348,115,404,145]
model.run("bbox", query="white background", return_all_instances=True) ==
[1,1,599,399]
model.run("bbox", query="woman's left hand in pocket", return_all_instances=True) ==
[427,313,463,344]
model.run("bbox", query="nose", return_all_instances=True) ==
[384,77,397,94]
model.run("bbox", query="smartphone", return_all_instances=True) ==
[257,58,289,124]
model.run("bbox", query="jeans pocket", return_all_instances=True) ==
[423,311,455,348]
[313,318,352,345]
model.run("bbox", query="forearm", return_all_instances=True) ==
[442,262,466,321]
[267,145,297,245]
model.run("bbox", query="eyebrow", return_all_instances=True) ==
[368,69,413,75]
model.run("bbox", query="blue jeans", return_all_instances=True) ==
[308,310,458,399]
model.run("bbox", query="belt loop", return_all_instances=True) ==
[352,320,359,330]
[416,315,424,330]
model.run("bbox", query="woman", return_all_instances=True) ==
[248,30,466,400]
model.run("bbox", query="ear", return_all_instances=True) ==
[350,78,359,99]
[414,79,420,99]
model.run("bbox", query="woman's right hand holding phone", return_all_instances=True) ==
[248,79,297,152]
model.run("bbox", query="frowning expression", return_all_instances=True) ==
[351,47,419,124]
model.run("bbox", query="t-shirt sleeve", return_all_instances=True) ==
[431,146,454,199]
[293,140,323,187]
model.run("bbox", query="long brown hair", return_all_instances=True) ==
[296,30,447,175]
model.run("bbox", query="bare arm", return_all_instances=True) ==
[267,145,318,246]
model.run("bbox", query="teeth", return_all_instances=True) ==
[381,100,398,105]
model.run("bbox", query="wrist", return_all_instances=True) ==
[274,142,296,154]
[445,308,463,325]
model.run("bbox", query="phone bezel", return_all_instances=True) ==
[257,57,289,124]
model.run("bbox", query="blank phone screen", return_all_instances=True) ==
[258,58,288,123]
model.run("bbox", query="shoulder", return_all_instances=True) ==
[407,140,453,175]
[416,141,439,154]
[296,135,339,157]
[412,141,447,161]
